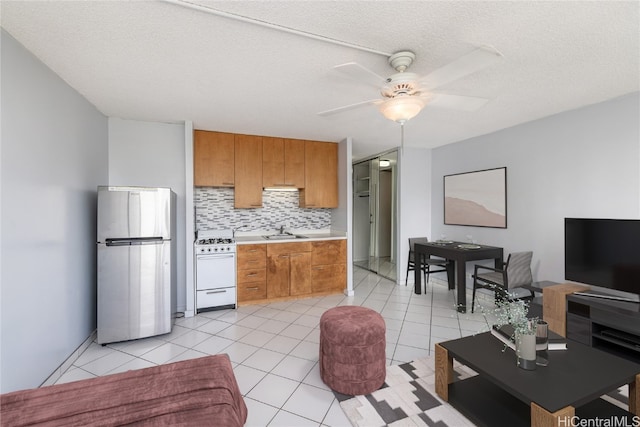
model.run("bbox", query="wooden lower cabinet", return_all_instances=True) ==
[290,252,312,295]
[267,242,311,299]
[311,240,347,293]
[238,239,346,305]
[237,244,267,303]
[311,263,346,293]
[237,276,267,301]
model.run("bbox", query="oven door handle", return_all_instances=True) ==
[197,254,235,260]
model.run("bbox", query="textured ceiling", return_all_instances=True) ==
[1,1,638,159]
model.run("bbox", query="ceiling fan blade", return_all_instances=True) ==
[332,62,386,87]
[425,93,490,111]
[419,45,503,90]
[317,99,382,117]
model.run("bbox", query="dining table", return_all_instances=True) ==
[414,241,504,313]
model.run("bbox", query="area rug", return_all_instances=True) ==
[334,357,630,427]
[333,357,477,427]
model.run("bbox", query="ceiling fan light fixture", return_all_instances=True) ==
[379,96,425,123]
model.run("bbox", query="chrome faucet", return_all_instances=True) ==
[232,225,246,238]
[279,225,286,234]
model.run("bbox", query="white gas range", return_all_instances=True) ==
[195,230,236,312]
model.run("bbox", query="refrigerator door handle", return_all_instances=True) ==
[106,237,164,246]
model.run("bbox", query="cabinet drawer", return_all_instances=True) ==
[237,268,266,284]
[312,240,346,265]
[311,263,346,292]
[237,244,266,269]
[267,242,312,255]
[237,281,267,302]
[196,287,236,309]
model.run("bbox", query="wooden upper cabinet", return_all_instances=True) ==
[284,139,305,188]
[262,137,284,188]
[194,130,234,187]
[300,141,338,208]
[234,134,263,208]
[263,137,305,188]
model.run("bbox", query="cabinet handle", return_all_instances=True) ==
[279,255,290,259]
[222,182,234,185]
[250,204,261,207]
[206,290,227,295]
[246,273,258,277]
[313,266,325,270]
[248,249,258,253]
[246,287,259,291]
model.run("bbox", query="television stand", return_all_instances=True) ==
[573,290,640,303]
[566,293,640,363]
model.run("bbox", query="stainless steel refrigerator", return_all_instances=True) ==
[97,186,176,344]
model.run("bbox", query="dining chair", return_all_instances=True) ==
[471,251,534,313]
[405,237,449,289]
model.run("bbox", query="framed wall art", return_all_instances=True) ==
[444,167,507,228]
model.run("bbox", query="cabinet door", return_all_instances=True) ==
[194,131,234,187]
[290,252,312,296]
[312,240,346,265]
[235,134,263,208]
[267,252,290,298]
[300,141,338,208]
[263,137,285,188]
[311,264,346,293]
[284,139,305,188]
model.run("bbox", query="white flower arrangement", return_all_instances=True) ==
[472,286,538,341]
[492,297,537,335]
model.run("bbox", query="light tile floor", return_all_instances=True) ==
[353,257,397,282]
[56,267,497,426]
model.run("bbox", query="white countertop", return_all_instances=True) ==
[235,231,346,245]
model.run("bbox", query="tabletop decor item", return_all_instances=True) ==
[482,293,538,370]
[536,320,549,366]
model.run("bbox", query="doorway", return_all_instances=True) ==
[353,151,397,281]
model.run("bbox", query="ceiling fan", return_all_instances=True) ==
[318,46,503,124]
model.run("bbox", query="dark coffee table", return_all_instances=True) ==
[435,332,640,426]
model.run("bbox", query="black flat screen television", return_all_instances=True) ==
[565,218,640,302]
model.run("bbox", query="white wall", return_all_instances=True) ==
[332,138,354,294]
[1,30,108,392]
[398,146,433,285]
[108,118,187,312]
[431,93,640,285]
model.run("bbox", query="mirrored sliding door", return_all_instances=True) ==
[353,151,397,281]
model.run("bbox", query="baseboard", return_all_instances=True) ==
[41,330,96,387]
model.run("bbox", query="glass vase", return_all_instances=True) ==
[516,331,537,370]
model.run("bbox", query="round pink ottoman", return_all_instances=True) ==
[319,306,386,395]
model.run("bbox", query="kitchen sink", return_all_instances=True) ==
[262,234,308,240]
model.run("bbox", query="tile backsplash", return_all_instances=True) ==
[195,187,331,232]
